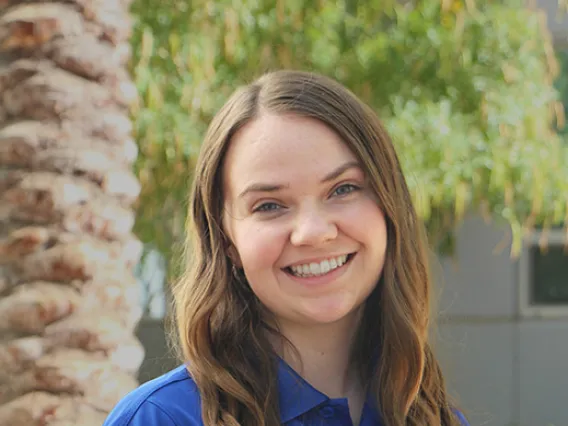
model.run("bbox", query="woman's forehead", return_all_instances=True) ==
[222,113,359,187]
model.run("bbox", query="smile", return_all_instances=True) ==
[285,253,356,278]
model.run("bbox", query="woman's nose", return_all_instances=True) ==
[290,207,338,247]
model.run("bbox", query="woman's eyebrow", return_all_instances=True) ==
[320,161,361,183]
[238,183,289,199]
[238,161,361,199]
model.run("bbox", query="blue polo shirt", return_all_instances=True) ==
[104,360,469,425]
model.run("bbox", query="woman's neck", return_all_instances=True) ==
[272,311,363,398]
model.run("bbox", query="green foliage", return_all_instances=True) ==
[554,47,568,136]
[129,0,568,275]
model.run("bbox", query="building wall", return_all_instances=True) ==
[538,0,568,45]
[434,2,568,423]
[136,318,178,383]
[435,216,568,426]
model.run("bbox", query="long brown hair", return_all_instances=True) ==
[172,70,463,425]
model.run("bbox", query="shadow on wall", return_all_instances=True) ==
[136,318,179,383]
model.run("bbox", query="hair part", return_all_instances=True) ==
[171,70,463,425]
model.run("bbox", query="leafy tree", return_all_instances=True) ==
[129,0,568,276]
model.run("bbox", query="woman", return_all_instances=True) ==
[104,70,469,426]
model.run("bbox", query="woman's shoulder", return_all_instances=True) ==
[103,364,203,426]
[453,408,470,426]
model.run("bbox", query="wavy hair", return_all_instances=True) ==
[171,70,463,425]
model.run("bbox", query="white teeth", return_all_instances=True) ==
[289,255,350,277]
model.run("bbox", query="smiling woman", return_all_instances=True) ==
[222,113,387,333]
[104,70,470,426]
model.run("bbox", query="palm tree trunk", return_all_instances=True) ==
[0,0,143,424]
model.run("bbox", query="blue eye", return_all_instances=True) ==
[254,202,281,213]
[333,184,359,197]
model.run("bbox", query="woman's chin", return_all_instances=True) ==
[298,299,358,326]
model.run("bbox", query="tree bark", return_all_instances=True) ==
[0,0,143,424]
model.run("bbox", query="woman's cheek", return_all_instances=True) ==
[237,224,288,270]
[343,197,384,221]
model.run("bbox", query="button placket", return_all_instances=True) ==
[320,405,335,419]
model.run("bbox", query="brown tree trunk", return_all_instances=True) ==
[0,0,144,424]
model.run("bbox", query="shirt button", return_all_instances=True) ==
[321,406,335,418]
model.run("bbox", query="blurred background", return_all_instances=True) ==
[0,0,567,425]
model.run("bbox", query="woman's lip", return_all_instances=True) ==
[282,253,356,285]
[283,252,355,269]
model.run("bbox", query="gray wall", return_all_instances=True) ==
[435,216,568,426]
[136,318,178,383]
[435,3,568,423]
[538,0,568,45]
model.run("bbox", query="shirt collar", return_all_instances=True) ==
[277,358,328,423]
[276,358,382,424]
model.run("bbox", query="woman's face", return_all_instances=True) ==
[222,113,387,328]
